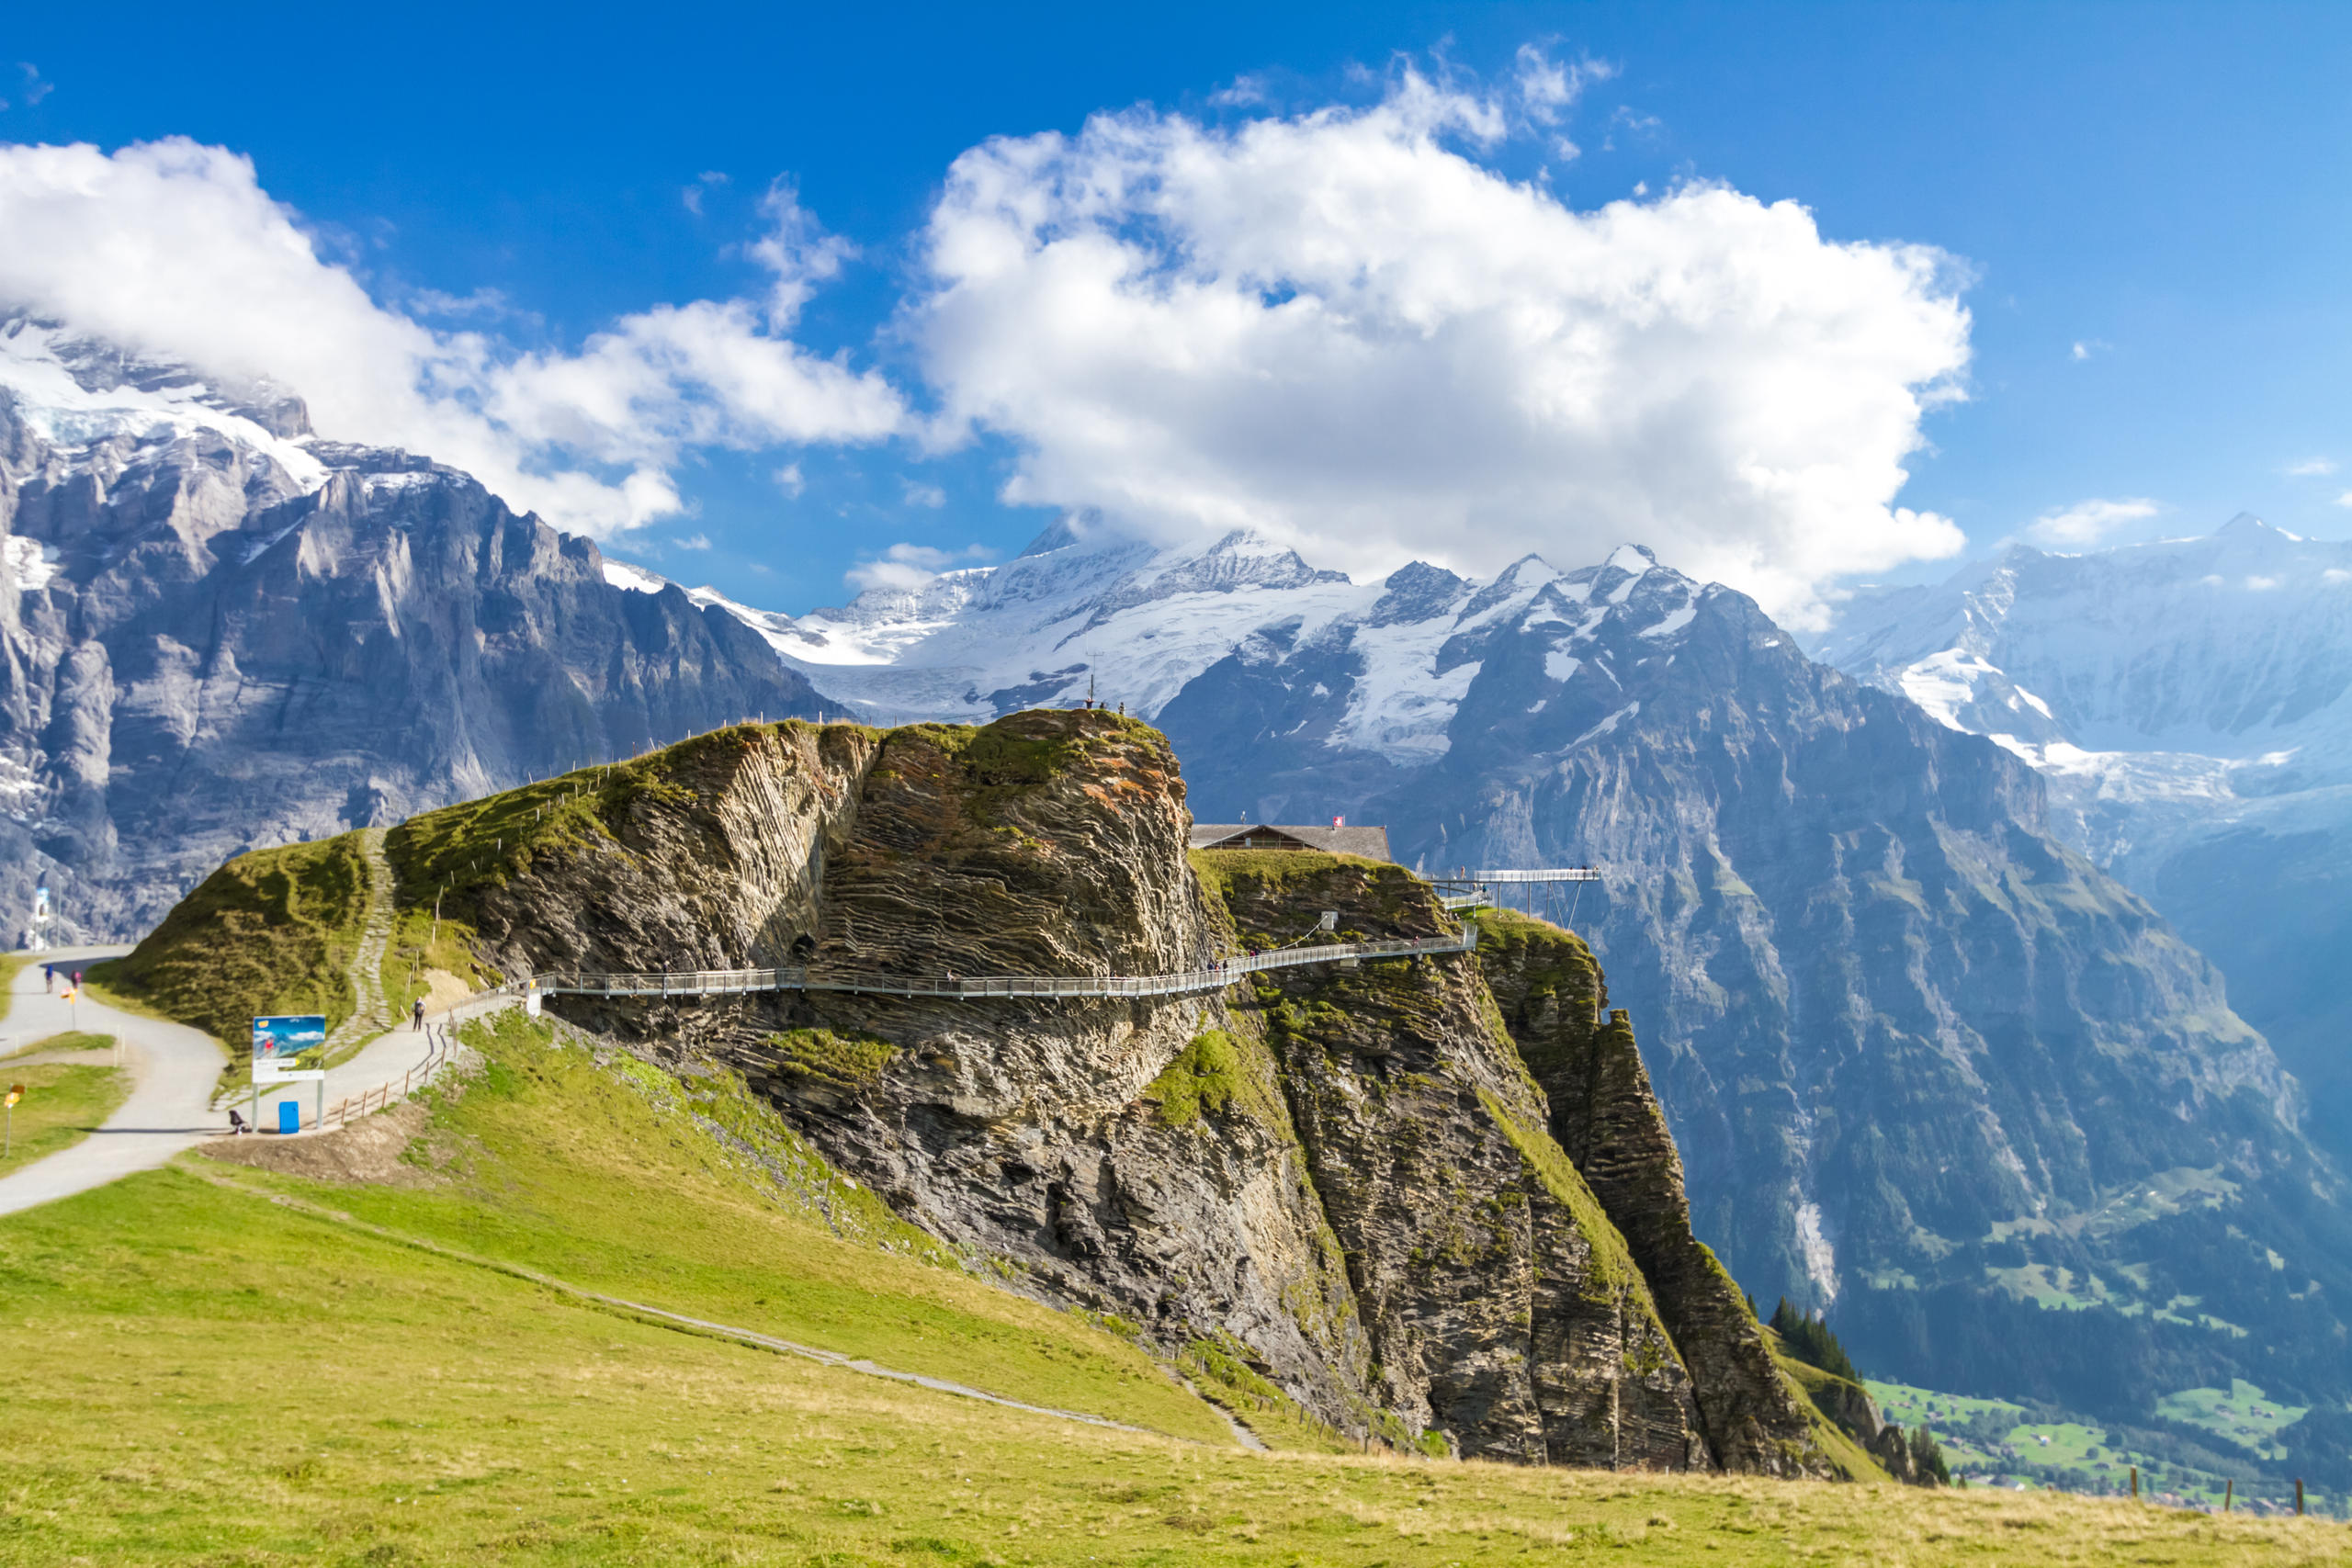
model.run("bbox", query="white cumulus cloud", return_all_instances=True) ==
[2284,457,2335,477]
[2026,496,2159,548]
[0,139,905,536]
[910,70,1972,626]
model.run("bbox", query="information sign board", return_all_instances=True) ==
[252,1014,328,1085]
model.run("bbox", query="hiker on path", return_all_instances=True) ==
[412,998,425,1031]
[71,969,82,990]
[42,964,52,993]
[227,1109,250,1135]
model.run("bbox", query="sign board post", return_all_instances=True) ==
[252,1015,329,1132]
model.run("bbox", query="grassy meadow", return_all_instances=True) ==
[0,1050,128,1179]
[2,1011,2346,1564]
[1872,1377,2333,1514]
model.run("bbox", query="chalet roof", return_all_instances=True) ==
[1187,823,1395,863]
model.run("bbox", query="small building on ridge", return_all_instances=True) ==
[1187,822,1394,863]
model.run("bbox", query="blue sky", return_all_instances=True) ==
[7,1,2352,618]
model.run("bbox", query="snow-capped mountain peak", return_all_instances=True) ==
[1815,516,2352,775]
[633,515,1710,766]
[0,317,328,496]
[641,524,1716,776]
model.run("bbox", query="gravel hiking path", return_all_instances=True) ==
[0,925,509,1215]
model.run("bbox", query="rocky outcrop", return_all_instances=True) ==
[1784,1360,1918,1483]
[1477,908,1820,1475]
[413,707,1826,1472]
[1207,855,1701,1468]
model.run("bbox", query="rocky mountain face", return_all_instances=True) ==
[413,709,1826,1471]
[1808,515,2352,1175]
[669,525,2352,1425]
[0,319,823,941]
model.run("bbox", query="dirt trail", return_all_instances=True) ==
[322,829,395,1062]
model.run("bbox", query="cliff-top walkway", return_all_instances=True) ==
[531,867,1600,1003]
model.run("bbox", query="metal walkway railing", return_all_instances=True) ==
[1442,867,1602,885]
[531,918,1478,1002]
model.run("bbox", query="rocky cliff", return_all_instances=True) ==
[375,707,1826,1471]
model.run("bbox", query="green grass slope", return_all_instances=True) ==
[3,1011,2344,1564]
[0,1056,129,1179]
[212,1008,1231,1443]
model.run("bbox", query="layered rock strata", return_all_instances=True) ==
[1477,909,1820,1473]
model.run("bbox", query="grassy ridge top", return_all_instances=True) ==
[105,833,372,1047]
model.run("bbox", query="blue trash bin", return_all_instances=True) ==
[277,1099,300,1134]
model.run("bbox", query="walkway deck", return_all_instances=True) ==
[534,919,1480,1002]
